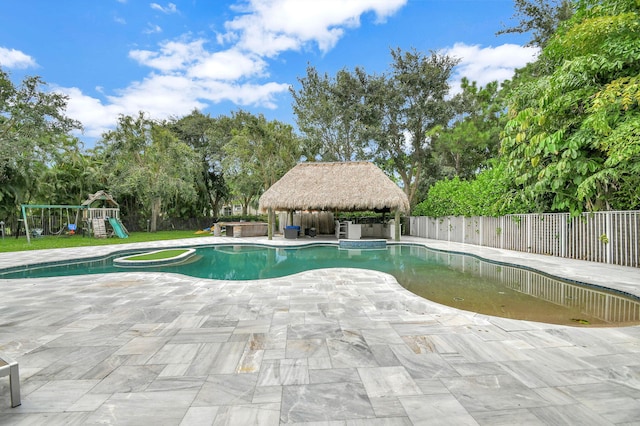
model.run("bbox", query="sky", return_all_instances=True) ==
[0,0,539,148]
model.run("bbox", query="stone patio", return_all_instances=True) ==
[0,236,639,425]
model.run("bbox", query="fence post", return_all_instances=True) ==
[605,212,612,264]
[462,216,466,244]
[527,215,532,252]
[560,214,567,259]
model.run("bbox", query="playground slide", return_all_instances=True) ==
[108,217,129,239]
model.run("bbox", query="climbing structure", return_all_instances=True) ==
[82,190,128,238]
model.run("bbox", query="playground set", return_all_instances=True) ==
[19,190,129,243]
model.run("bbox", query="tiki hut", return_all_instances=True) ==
[259,162,410,240]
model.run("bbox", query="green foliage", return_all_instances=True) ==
[97,112,200,231]
[501,0,640,214]
[169,110,230,217]
[372,48,460,206]
[497,0,574,48]
[433,78,504,179]
[291,66,375,161]
[0,67,83,219]
[223,110,303,214]
[413,163,533,217]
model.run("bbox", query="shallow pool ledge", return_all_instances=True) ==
[114,248,196,267]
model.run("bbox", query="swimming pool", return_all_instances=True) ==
[2,243,639,326]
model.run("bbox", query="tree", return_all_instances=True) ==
[433,78,503,179]
[371,48,459,207]
[291,66,375,161]
[37,135,103,205]
[0,68,82,218]
[98,112,199,231]
[223,111,302,215]
[501,0,640,213]
[497,0,574,48]
[170,110,230,217]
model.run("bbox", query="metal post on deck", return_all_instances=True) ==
[22,205,31,244]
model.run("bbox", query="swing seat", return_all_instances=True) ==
[67,224,77,235]
[31,228,43,238]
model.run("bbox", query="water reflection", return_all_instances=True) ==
[405,245,640,325]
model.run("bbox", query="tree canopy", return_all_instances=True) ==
[500,0,640,214]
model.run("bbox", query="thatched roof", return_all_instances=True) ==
[259,162,410,213]
[82,190,119,208]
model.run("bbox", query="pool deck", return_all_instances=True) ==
[0,236,639,425]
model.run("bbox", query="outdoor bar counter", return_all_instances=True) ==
[223,222,268,238]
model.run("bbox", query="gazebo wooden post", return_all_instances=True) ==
[267,208,273,240]
[394,209,401,241]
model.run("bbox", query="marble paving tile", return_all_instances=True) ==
[9,379,100,413]
[281,382,375,423]
[252,385,282,403]
[257,359,309,386]
[237,348,264,374]
[180,406,219,425]
[358,366,421,398]
[0,412,91,425]
[389,344,459,379]
[169,328,232,344]
[83,389,198,425]
[528,404,613,425]
[213,402,280,426]
[286,339,330,359]
[471,408,544,425]
[287,323,342,340]
[399,394,479,426]
[147,343,202,365]
[90,364,164,393]
[367,395,408,418]
[193,374,257,406]
[327,331,378,368]
[559,381,640,422]
[441,375,549,412]
[114,336,169,355]
[308,367,360,384]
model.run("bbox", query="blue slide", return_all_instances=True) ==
[108,217,129,238]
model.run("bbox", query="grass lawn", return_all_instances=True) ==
[0,230,213,253]
[122,249,191,261]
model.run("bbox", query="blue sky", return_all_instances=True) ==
[0,0,538,147]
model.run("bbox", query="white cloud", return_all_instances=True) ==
[189,49,268,81]
[444,43,540,93]
[0,47,37,69]
[130,39,207,73]
[150,2,178,14]
[223,0,407,56]
[58,0,408,140]
[143,23,163,34]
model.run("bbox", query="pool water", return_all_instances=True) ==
[2,244,639,326]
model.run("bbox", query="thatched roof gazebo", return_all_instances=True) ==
[259,162,410,240]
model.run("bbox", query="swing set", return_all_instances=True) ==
[19,204,84,243]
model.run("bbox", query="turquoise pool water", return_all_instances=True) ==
[2,244,639,326]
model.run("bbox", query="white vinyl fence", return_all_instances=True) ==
[409,211,640,268]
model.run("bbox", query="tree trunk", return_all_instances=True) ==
[150,196,161,232]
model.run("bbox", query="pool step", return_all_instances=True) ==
[338,239,387,249]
